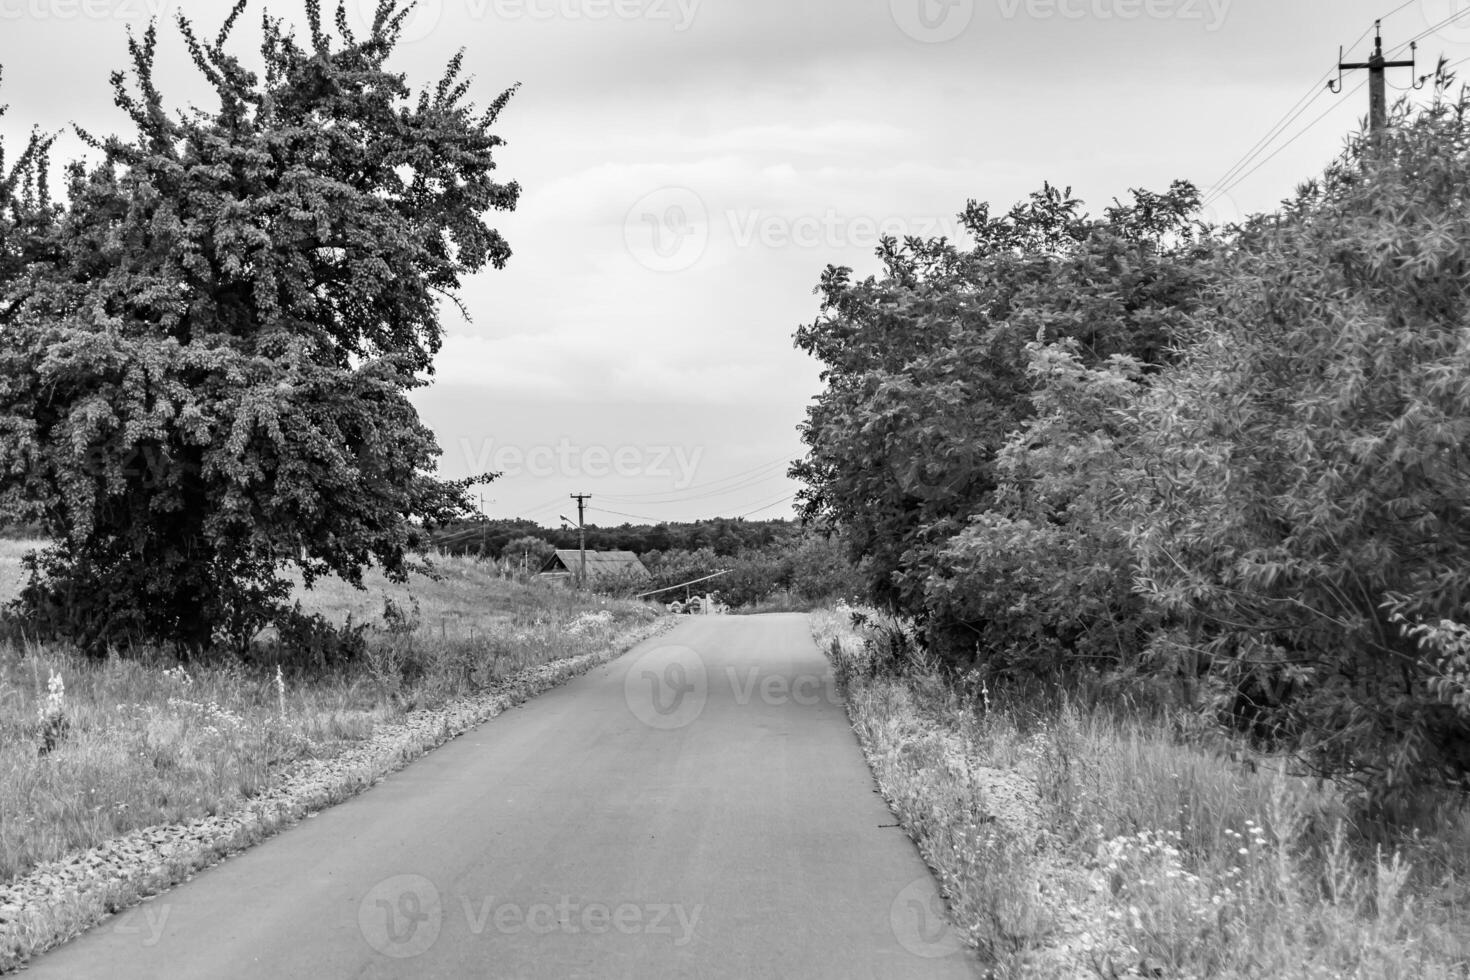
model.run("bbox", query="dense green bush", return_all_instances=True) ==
[925,340,1157,678]
[0,4,513,656]
[1128,88,1470,799]
[793,180,1208,630]
[793,80,1470,802]
[267,604,370,672]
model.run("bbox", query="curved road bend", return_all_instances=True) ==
[24,613,981,979]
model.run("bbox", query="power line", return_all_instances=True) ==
[1204,6,1456,211]
[1202,14,1384,206]
[599,456,791,500]
[1203,83,1334,207]
[600,470,791,507]
[590,488,798,524]
[1212,78,1367,203]
[601,468,787,503]
[1386,7,1470,57]
[588,504,670,524]
[514,495,572,520]
[735,492,796,520]
[1377,0,1428,28]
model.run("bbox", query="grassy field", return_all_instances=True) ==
[0,539,658,890]
[812,606,1470,979]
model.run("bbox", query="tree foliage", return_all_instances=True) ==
[1130,87,1470,798]
[793,179,1207,639]
[501,534,555,571]
[793,80,1470,800]
[431,516,797,560]
[925,339,1158,678]
[0,2,518,655]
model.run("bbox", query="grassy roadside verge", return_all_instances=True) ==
[812,606,1470,979]
[0,541,668,971]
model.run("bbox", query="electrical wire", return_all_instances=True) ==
[1215,5,1470,202]
[502,494,591,525]
[599,455,791,501]
[588,504,669,524]
[1204,5,1456,210]
[735,492,796,520]
[1203,74,1335,207]
[589,487,798,525]
[1387,7,1470,57]
[599,470,792,507]
[1377,0,1430,29]
[1211,78,1366,204]
[1202,17,1385,207]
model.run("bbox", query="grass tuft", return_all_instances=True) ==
[813,605,1470,979]
[0,541,659,899]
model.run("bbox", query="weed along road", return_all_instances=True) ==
[23,614,980,979]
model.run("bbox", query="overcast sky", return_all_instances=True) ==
[2,0,1467,528]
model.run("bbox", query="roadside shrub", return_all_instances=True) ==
[266,605,369,671]
[1129,87,1470,802]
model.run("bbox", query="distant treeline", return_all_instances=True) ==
[429,516,795,560]
[429,517,864,609]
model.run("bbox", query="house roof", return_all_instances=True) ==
[545,550,650,578]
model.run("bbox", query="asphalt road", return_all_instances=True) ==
[23,614,981,979]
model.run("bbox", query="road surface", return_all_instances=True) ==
[23,614,980,979]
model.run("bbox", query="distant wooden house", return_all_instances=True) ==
[540,549,650,584]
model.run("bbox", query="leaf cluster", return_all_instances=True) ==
[0,2,518,656]
[793,82,1470,800]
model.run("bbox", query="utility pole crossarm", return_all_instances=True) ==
[1329,20,1423,137]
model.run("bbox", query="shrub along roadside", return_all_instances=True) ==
[793,81,1470,804]
[815,606,1470,979]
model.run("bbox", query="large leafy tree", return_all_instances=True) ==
[0,1,518,655]
[792,181,1208,653]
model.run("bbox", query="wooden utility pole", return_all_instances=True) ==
[570,493,591,588]
[1330,21,1420,137]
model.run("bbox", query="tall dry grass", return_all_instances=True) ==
[812,605,1470,979]
[0,541,657,888]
